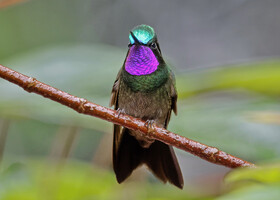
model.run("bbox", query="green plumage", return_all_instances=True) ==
[122,64,169,92]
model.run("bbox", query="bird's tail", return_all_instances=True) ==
[113,128,184,189]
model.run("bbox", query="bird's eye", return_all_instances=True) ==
[150,42,157,49]
[128,43,132,47]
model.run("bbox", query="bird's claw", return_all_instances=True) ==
[116,108,125,118]
[144,119,155,132]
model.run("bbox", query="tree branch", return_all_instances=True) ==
[0,64,255,168]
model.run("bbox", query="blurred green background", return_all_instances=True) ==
[0,0,280,199]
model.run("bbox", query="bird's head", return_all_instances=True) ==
[128,24,162,54]
[125,25,163,76]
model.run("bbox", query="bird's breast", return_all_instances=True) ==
[118,82,170,126]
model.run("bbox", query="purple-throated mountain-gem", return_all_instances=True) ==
[110,24,183,189]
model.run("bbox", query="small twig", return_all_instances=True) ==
[49,126,79,161]
[0,64,255,168]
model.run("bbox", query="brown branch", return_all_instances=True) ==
[0,64,255,168]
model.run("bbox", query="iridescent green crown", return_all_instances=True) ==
[129,24,155,45]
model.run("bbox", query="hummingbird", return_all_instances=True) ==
[110,24,183,189]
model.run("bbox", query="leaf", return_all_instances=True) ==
[225,163,280,184]
[217,163,280,200]
[177,60,280,99]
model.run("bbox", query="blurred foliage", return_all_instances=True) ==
[0,160,280,199]
[0,161,203,200]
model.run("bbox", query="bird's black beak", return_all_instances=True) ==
[130,31,141,45]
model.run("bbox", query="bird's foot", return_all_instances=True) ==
[144,119,155,133]
[116,108,125,118]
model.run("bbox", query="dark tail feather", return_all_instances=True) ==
[113,128,143,183]
[145,140,184,189]
[113,128,184,188]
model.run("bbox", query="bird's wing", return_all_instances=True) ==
[110,70,121,108]
[110,70,124,172]
[165,71,178,128]
[170,70,178,115]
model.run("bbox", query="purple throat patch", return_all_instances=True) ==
[125,45,159,76]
